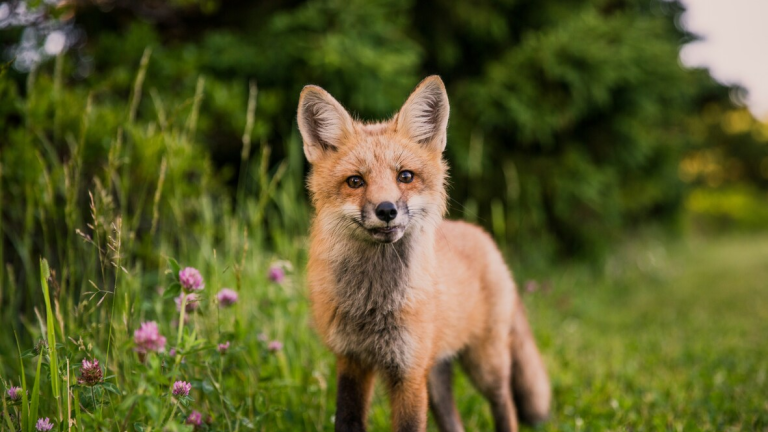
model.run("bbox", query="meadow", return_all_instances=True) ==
[2,54,767,432]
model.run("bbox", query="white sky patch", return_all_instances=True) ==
[679,0,768,120]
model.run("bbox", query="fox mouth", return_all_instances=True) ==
[366,225,405,243]
[371,226,399,234]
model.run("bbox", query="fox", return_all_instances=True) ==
[297,76,551,432]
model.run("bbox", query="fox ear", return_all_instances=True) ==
[297,85,355,164]
[396,76,450,152]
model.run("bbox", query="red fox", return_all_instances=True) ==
[298,76,551,432]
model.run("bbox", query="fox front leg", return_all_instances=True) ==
[386,368,430,432]
[335,355,375,432]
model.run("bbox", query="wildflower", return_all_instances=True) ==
[35,418,54,431]
[524,280,539,293]
[218,341,230,353]
[216,288,238,307]
[77,358,103,386]
[172,381,192,397]
[175,293,199,313]
[186,410,203,426]
[268,266,285,284]
[6,386,22,401]
[134,321,167,354]
[268,340,283,352]
[179,267,204,292]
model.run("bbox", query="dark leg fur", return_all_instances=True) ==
[428,359,465,432]
[335,356,375,432]
[460,345,519,432]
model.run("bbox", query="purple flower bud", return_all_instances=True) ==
[172,381,192,397]
[175,293,199,313]
[77,358,103,386]
[6,386,22,401]
[218,341,230,353]
[268,340,283,352]
[179,267,204,292]
[524,280,539,293]
[268,266,285,284]
[186,410,203,426]
[216,288,238,307]
[35,418,54,431]
[134,321,167,354]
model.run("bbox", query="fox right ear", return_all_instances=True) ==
[297,85,354,164]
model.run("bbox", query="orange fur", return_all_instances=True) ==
[298,76,551,432]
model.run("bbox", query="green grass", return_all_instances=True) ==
[6,229,767,431]
[507,234,768,432]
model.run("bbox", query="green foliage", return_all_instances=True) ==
[686,186,768,230]
[20,0,744,262]
[439,4,698,259]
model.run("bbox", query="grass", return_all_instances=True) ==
[509,234,768,431]
[2,53,767,431]
[4,228,767,431]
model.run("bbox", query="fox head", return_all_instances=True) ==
[298,76,449,244]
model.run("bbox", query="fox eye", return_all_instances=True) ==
[398,170,414,183]
[346,176,365,189]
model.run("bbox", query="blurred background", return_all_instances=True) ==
[4,0,768,271]
[1,0,767,430]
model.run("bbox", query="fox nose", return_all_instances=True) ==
[375,201,398,222]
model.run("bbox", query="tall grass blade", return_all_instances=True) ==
[183,75,205,141]
[66,358,72,432]
[29,348,43,432]
[128,47,152,124]
[53,52,63,144]
[40,258,61,415]
[150,157,167,236]
[73,389,82,430]
[1,393,14,430]
[491,198,506,242]
[14,330,30,431]
[237,80,258,204]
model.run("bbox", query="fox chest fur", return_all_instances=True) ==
[320,237,417,374]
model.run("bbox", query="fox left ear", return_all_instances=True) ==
[396,76,450,153]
